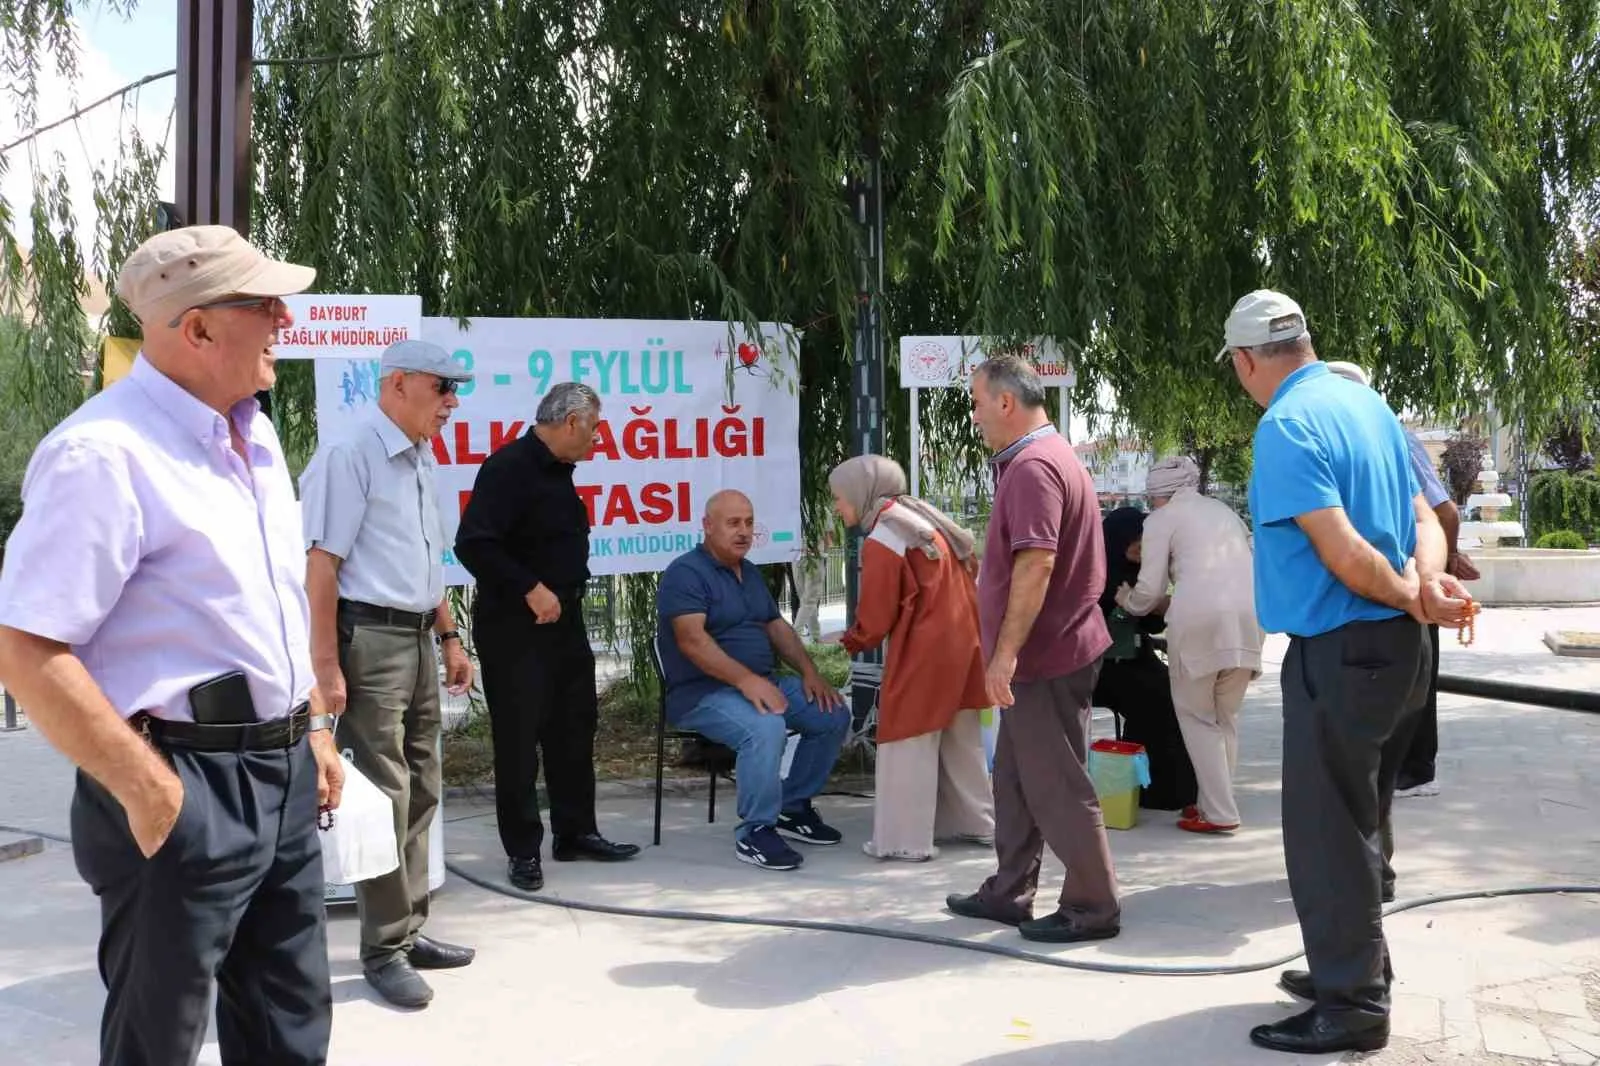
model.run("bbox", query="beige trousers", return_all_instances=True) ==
[1168,667,1253,827]
[869,709,994,859]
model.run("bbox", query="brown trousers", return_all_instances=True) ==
[978,659,1120,923]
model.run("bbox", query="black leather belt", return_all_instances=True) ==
[136,704,312,752]
[339,599,438,631]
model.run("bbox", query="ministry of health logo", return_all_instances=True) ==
[906,340,952,384]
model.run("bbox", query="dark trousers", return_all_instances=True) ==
[1281,616,1429,1024]
[70,736,331,1066]
[337,613,443,965]
[475,603,599,859]
[1396,623,1441,787]
[978,660,1120,924]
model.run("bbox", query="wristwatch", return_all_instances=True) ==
[437,629,461,643]
[308,712,336,733]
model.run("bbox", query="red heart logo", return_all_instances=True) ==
[737,342,759,367]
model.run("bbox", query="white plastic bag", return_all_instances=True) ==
[318,751,399,885]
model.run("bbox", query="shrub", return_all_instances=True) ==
[1535,530,1589,550]
[1528,471,1600,543]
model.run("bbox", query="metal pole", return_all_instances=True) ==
[909,386,921,497]
[846,146,886,728]
[177,0,269,415]
[177,0,253,235]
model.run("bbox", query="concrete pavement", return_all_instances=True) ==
[3,606,1600,1064]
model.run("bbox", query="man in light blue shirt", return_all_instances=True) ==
[301,339,476,1009]
[1325,362,1479,800]
[1220,290,1473,1056]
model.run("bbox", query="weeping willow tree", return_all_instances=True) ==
[3,0,1598,683]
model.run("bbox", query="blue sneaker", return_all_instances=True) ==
[776,802,843,846]
[735,825,803,871]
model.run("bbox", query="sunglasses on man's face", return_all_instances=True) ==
[433,377,461,396]
[167,295,284,329]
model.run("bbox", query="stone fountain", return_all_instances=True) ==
[1458,463,1524,548]
[1457,462,1600,605]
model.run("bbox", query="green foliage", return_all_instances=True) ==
[0,313,85,543]
[4,0,1600,689]
[1528,471,1600,543]
[1535,529,1589,550]
[775,642,851,691]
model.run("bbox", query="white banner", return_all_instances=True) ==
[277,295,421,360]
[313,316,802,583]
[899,335,1074,389]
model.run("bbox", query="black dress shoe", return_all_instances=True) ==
[1249,1007,1388,1054]
[552,833,641,862]
[1018,910,1121,944]
[1279,959,1393,1001]
[1279,969,1316,1000]
[364,956,433,1009]
[407,935,475,970]
[508,856,544,891]
[945,892,1030,927]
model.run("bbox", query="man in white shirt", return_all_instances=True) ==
[0,225,343,1066]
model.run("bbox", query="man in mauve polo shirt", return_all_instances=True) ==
[944,354,1122,944]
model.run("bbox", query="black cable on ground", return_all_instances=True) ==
[10,674,1600,977]
[6,821,1599,976]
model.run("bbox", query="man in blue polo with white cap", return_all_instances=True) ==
[1218,290,1474,1055]
[301,339,477,1009]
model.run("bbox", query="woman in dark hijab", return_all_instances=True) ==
[1091,508,1199,812]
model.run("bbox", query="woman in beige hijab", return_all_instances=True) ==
[1116,456,1262,833]
[828,455,994,861]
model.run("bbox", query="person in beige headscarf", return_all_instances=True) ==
[828,455,994,861]
[1116,456,1262,833]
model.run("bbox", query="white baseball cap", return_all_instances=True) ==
[1215,289,1310,362]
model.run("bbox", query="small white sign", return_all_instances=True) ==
[899,335,1075,389]
[276,295,422,361]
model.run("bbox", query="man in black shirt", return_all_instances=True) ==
[455,381,639,891]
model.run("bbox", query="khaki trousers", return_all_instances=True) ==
[977,661,1120,923]
[869,710,994,859]
[1168,667,1253,826]
[337,614,443,966]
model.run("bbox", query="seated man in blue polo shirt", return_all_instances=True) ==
[657,489,851,870]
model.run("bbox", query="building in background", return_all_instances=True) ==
[1075,438,1156,507]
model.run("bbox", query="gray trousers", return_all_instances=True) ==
[978,660,1120,924]
[338,612,443,966]
[1282,616,1429,1022]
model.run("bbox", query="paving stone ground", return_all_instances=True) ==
[2,605,1600,1064]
